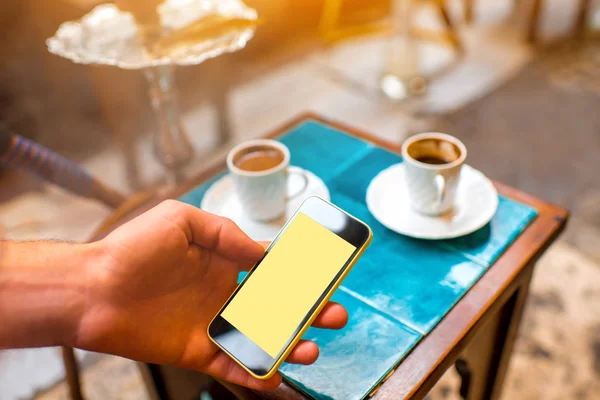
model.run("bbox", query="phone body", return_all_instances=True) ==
[208,196,372,380]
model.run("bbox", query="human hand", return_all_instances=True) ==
[78,200,348,389]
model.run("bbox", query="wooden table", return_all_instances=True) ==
[89,113,568,400]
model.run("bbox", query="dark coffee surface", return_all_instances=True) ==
[414,155,451,165]
[235,148,284,172]
[406,138,462,165]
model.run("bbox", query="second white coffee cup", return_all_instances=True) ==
[401,132,467,216]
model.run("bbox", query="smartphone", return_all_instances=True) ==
[208,196,372,380]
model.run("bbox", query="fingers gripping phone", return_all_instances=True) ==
[208,196,372,380]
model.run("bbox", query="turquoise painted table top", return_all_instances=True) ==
[180,119,537,400]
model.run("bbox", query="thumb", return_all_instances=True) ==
[239,241,270,272]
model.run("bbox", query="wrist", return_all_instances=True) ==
[68,240,109,350]
[0,241,98,349]
[64,241,105,348]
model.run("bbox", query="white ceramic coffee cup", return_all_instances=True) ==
[227,139,308,221]
[401,132,467,216]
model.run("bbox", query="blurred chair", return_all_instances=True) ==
[411,0,463,52]
[0,124,146,400]
[0,125,125,208]
[318,0,466,101]
[319,0,394,43]
[320,0,464,52]
[526,0,592,42]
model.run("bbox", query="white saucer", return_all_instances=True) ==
[366,164,498,240]
[201,167,330,241]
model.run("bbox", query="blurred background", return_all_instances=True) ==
[0,0,599,399]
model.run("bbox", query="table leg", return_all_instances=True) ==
[456,269,533,399]
[61,347,84,400]
[88,66,146,191]
[138,363,244,400]
[527,0,543,43]
[575,0,591,36]
[435,0,463,52]
[204,58,233,146]
[464,0,474,23]
[212,83,232,146]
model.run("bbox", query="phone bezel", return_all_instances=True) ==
[208,196,371,379]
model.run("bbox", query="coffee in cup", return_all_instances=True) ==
[232,146,285,172]
[401,133,467,216]
[227,139,308,221]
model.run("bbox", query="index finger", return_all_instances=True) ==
[162,200,264,262]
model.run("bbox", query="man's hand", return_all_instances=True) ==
[78,200,348,390]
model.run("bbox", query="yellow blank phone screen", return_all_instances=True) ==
[221,212,356,358]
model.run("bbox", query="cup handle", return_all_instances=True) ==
[435,174,446,206]
[286,166,309,201]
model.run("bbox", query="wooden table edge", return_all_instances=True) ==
[88,112,569,400]
[377,202,567,399]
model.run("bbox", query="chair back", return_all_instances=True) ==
[319,0,393,44]
[0,125,125,209]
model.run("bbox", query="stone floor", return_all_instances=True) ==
[427,241,600,400]
[1,0,599,399]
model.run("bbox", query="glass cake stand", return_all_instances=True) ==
[47,0,258,183]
